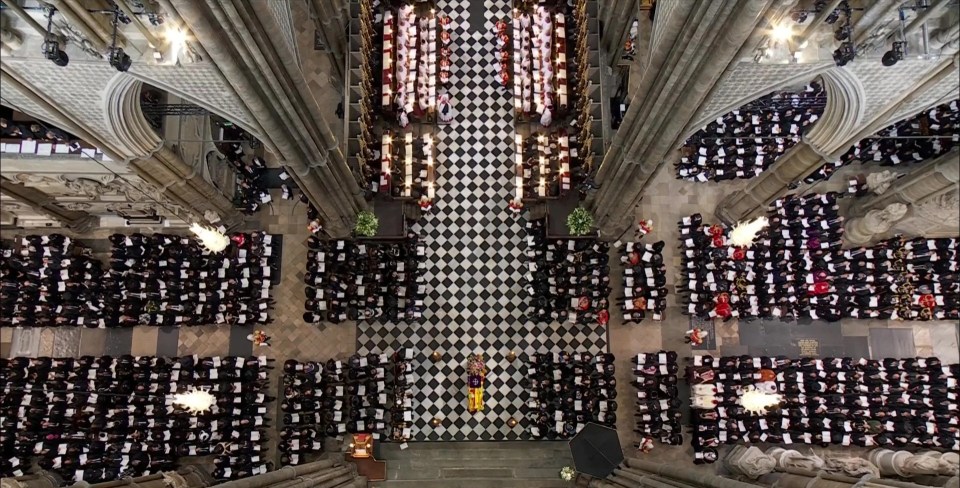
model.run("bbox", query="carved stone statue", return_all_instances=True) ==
[865,170,901,195]
[845,203,909,245]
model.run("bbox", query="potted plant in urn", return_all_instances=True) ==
[354,210,379,237]
[566,207,594,236]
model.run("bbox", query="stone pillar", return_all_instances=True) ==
[715,141,829,223]
[166,0,366,237]
[855,150,960,214]
[844,203,909,245]
[309,0,348,84]
[128,146,244,229]
[0,471,62,488]
[601,0,637,67]
[587,0,791,237]
[0,178,98,232]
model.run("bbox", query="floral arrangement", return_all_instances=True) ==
[566,207,594,236]
[508,199,524,213]
[354,210,379,237]
[559,466,575,481]
[419,195,433,212]
[466,353,486,376]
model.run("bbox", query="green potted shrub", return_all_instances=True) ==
[566,207,594,236]
[354,210,379,237]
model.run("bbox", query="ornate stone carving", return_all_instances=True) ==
[61,202,93,211]
[846,203,909,245]
[865,170,900,195]
[11,173,58,185]
[913,192,960,227]
[62,177,109,198]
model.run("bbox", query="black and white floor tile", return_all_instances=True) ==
[358,0,607,441]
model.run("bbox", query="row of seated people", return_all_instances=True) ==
[678,192,844,321]
[806,99,960,183]
[835,237,958,321]
[618,241,667,322]
[0,234,105,328]
[525,219,611,325]
[105,232,278,326]
[523,352,618,439]
[676,83,826,182]
[632,352,683,447]
[303,235,426,324]
[687,355,959,464]
[279,350,415,465]
[0,355,273,481]
[218,139,271,215]
[0,117,74,144]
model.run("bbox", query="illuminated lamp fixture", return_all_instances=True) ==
[41,9,68,67]
[739,386,782,415]
[172,388,216,413]
[190,222,230,253]
[770,22,794,42]
[728,216,769,248]
[882,41,906,67]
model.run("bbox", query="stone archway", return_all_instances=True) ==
[101,73,244,228]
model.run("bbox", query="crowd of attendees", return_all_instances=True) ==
[525,219,611,325]
[303,235,426,324]
[216,122,271,214]
[836,237,959,321]
[618,241,667,322]
[523,352,618,439]
[279,350,415,465]
[807,99,960,183]
[632,352,682,447]
[1,235,105,328]
[0,117,74,144]
[679,193,844,321]
[687,355,960,464]
[676,83,826,182]
[0,355,273,481]
[104,232,278,326]
[1,232,278,328]
[679,192,958,322]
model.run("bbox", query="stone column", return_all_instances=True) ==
[0,178,98,232]
[166,0,366,237]
[601,0,637,67]
[855,150,959,214]
[587,0,791,237]
[715,141,829,223]
[844,203,909,245]
[309,0,348,84]
[0,471,61,488]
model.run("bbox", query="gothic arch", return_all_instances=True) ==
[802,66,866,158]
[682,62,834,143]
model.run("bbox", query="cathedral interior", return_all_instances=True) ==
[0,0,959,487]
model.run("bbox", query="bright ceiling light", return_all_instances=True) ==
[164,28,188,64]
[172,389,216,413]
[190,222,230,253]
[771,23,794,42]
[729,216,769,248]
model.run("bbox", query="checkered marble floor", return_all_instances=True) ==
[358,0,606,441]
